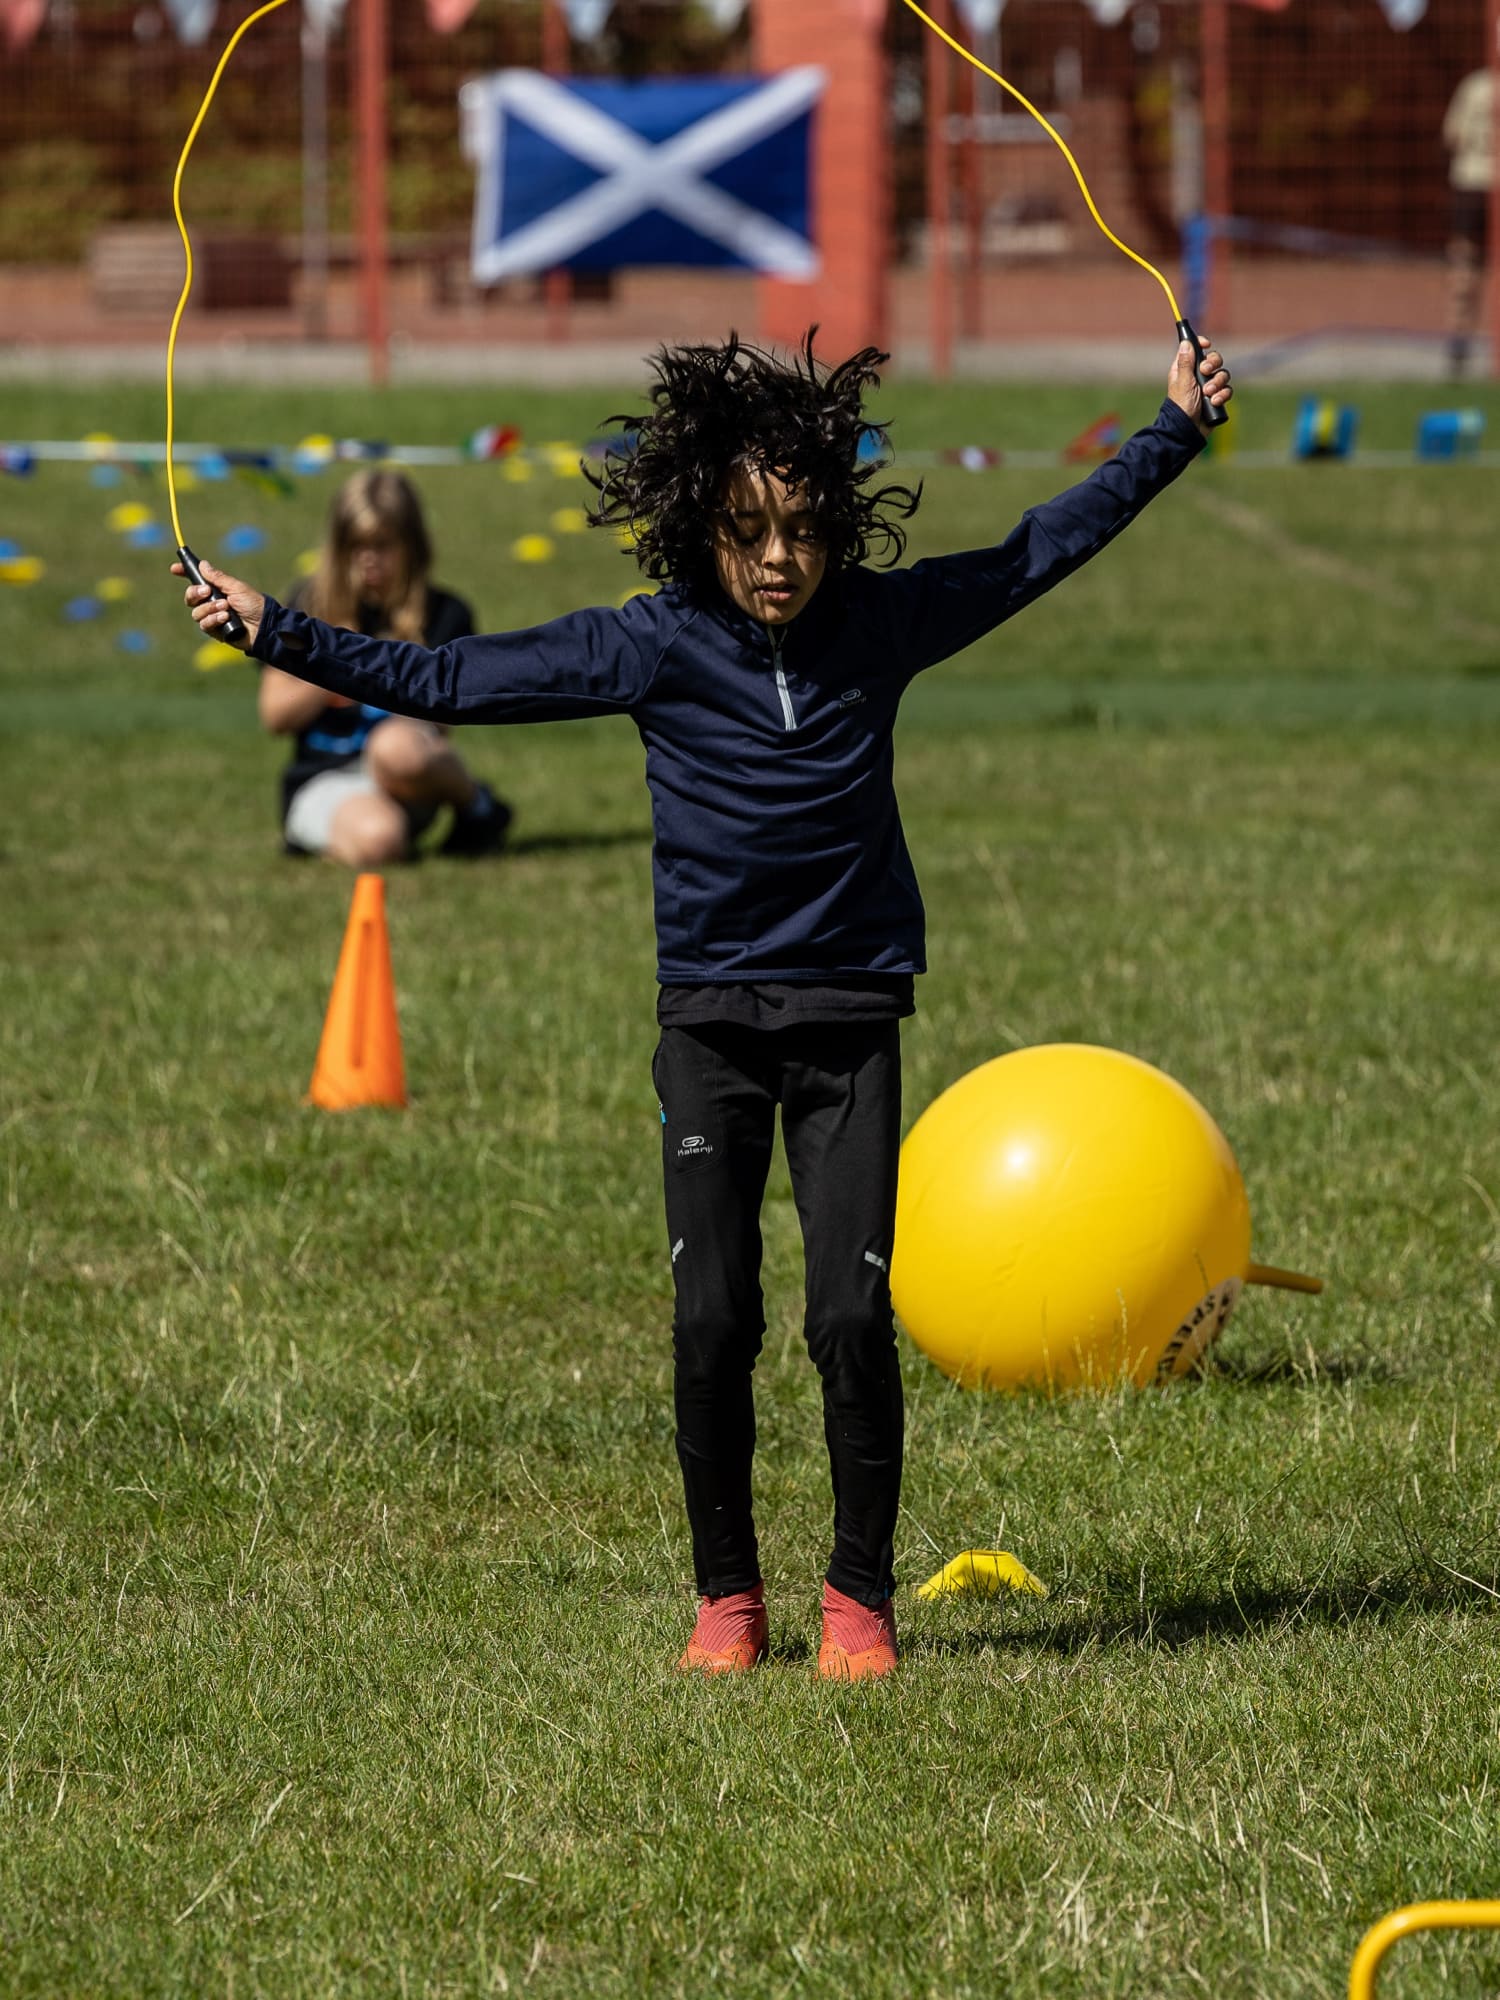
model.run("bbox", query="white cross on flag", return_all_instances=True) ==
[460,69,826,282]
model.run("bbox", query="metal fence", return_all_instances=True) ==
[910,0,1498,370]
[1,0,1494,373]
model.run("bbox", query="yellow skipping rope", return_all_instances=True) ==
[166,0,294,640]
[166,0,1223,579]
[899,0,1226,424]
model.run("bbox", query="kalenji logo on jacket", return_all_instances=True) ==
[677,1133,714,1161]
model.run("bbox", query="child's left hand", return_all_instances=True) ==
[1167,339,1232,437]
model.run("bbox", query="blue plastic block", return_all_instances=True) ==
[1416,409,1485,461]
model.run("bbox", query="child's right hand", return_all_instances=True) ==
[171,558,265,651]
[1167,337,1232,436]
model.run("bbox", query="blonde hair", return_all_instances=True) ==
[305,468,434,642]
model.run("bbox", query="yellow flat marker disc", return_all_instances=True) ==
[107,502,155,534]
[512,534,555,563]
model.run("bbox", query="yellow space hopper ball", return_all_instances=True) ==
[891,1044,1321,1392]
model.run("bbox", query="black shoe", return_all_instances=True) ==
[439,783,513,858]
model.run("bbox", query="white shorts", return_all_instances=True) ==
[284,763,438,855]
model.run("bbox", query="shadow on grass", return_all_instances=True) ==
[1211,1350,1401,1387]
[767,1635,813,1666]
[907,1566,1500,1661]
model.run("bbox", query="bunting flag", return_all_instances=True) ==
[425,0,481,33]
[302,0,349,34]
[463,68,824,281]
[160,0,219,43]
[1063,412,1122,462]
[1,0,48,52]
[562,0,612,40]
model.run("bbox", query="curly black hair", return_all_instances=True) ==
[585,330,921,597]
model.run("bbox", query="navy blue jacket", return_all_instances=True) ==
[250,400,1203,984]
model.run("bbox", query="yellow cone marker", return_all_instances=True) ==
[917,1550,1049,1602]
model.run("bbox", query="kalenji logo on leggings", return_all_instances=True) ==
[677,1133,714,1161]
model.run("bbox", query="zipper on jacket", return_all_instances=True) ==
[769,627,795,731]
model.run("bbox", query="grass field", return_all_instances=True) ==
[2,373,1499,1998]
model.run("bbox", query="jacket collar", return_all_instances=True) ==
[683,569,846,660]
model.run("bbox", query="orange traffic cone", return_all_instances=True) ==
[305,873,407,1110]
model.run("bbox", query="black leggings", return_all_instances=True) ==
[653,1021,904,1607]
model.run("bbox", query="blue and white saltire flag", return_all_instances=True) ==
[461,69,826,282]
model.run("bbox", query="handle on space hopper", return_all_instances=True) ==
[178,543,248,646]
[1176,318,1229,430]
[1245,1262,1324,1295]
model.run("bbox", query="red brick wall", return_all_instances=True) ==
[756,0,891,354]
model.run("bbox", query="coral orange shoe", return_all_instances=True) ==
[817,1582,898,1681]
[677,1583,768,1674]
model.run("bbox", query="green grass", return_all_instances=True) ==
[1,379,1499,1998]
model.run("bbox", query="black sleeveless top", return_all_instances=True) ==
[273,584,475,818]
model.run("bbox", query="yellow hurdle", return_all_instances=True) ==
[1349,1901,1500,1999]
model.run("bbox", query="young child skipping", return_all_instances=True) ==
[177,330,1232,1680]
